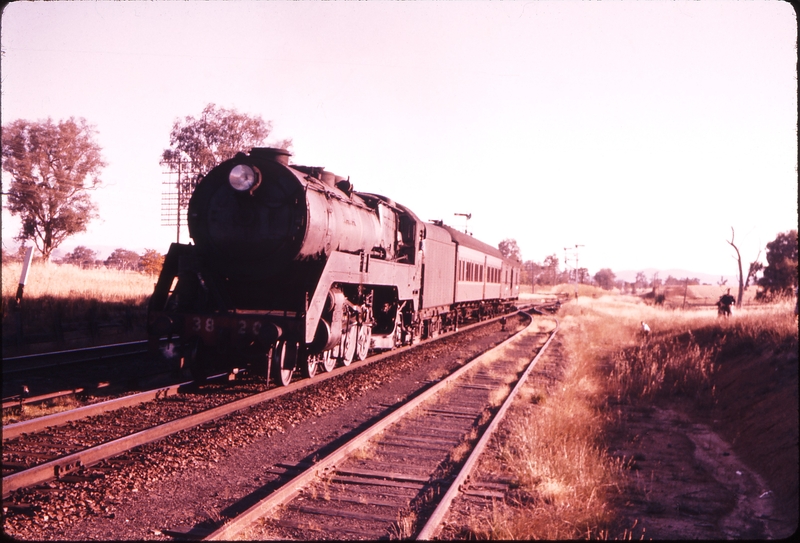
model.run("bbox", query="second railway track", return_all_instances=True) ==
[2,310,557,540]
[203,312,558,540]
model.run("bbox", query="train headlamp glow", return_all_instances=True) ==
[229,164,259,192]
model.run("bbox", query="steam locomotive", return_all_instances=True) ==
[148,147,520,385]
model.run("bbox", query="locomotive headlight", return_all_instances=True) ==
[228,164,260,192]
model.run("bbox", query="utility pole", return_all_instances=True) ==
[564,244,584,298]
[574,244,584,283]
[161,158,192,243]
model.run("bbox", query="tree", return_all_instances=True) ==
[594,268,616,290]
[633,271,648,294]
[665,275,700,286]
[2,117,105,260]
[105,248,141,271]
[498,239,521,261]
[161,103,279,210]
[543,254,559,285]
[756,230,798,301]
[139,249,165,276]
[61,245,97,268]
[745,256,763,289]
[726,227,748,308]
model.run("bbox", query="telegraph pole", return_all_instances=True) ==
[574,244,584,282]
[161,157,192,243]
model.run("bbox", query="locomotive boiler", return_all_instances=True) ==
[148,147,520,385]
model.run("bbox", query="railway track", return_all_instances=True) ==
[2,341,150,375]
[1,340,179,406]
[2,311,528,502]
[195,312,558,540]
[2,306,563,540]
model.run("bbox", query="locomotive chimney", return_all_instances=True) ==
[320,171,337,188]
[250,147,292,165]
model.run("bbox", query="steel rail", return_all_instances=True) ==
[202,311,544,540]
[2,379,200,441]
[1,311,523,499]
[3,387,93,410]
[416,316,560,539]
[3,340,150,375]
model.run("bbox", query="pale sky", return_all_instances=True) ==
[1,1,797,279]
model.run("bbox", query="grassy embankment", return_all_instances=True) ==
[2,261,156,355]
[468,288,797,539]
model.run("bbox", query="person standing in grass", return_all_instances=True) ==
[717,289,736,317]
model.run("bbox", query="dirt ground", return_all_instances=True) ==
[608,333,798,538]
[437,312,797,540]
[608,403,788,539]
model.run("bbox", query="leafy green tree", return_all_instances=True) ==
[633,271,648,294]
[105,248,141,271]
[2,117,105,260]
[139,249,165,276]
[161,103,280,209]
[594,268,616,290]
[498,238,521,261]
[756,230,798,301]
[543,254,559,285]
[61,245,97,268]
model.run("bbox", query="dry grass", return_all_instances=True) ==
[351,441,378,461]
[466,294,797,539]
[2,261,155,301]
[2,261,154,354]
[473,320,624,539]
[389,510,417,540]
[2,395,82,426]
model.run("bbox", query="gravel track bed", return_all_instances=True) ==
[434,333,569,539]
[249,322,553,541]
[2,315,526,540]
[3,381,271,471]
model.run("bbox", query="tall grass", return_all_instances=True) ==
[2,261,156,354]
[2,261,156,301]
[480,367,624,539]
[467,295,797,539]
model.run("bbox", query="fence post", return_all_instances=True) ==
[13,247,35,346]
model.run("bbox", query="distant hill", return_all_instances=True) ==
[615,268,739,286]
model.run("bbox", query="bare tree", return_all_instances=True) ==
[727,227,746,308]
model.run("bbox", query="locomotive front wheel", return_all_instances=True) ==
[320,350,336,373]
[272,340,296,386]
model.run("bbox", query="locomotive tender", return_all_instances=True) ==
[148,147,520,384]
